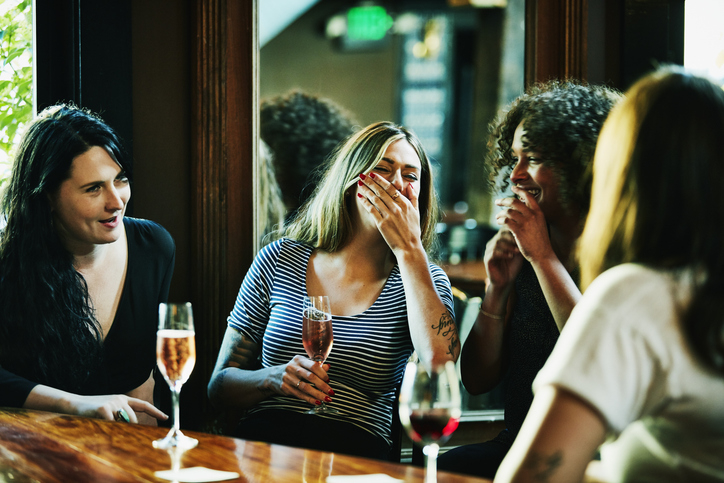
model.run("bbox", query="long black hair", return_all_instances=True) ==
[0,104,131,390]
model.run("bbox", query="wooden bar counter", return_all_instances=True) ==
[0,408,492,482]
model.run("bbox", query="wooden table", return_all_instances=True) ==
[0,408,492,482]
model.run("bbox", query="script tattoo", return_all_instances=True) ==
[523,451,563,482]
[431,312,459,356]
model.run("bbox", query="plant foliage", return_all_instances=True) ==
[0,0,32,188]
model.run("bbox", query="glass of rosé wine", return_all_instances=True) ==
[153,302,198,450]
[302,295,337,415]
[399,359,461,483]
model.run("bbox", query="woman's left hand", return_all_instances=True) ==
[494,186,555,264]
[357,172,422,254]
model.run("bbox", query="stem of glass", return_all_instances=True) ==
[423,443,439,483]
[171,386,181,435]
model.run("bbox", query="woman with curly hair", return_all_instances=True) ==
[208,121,459,460]
[438,81,621,478]
[495,67,724,483]
[0,105,173,425]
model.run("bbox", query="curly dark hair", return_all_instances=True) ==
[0,104,130,391]
[487,80,621,217]
[260,90,357,213]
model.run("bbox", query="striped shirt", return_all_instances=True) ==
[228,237,454,444]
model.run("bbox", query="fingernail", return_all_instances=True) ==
[369,172,376,179]
[357,193,363,199]
[328,389,335,396]
[315,400,322,405]
[325,396,332,403]
[358,180,363,186]
[359,173,366,180]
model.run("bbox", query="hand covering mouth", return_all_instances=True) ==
[514,186,541,198]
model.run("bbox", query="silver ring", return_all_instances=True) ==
[115,408,130,423]
[296,379,302,389]
[392,191,400,199]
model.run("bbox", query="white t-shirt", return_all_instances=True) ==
[534,263,724,482]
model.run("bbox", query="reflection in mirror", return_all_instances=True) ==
[258,0,525,438]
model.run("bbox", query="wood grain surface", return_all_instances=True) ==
[0,408,491,483]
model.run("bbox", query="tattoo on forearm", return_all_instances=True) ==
[431,312,459,356]
[523,451,563,482]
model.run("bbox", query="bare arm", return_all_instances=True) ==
[494,385,607,483]
[497,187,581,331]
[358,173,459,367]
[397,247,460,368]
[23,383,167,423]
[460,230,522,394]
[207,326,334,411]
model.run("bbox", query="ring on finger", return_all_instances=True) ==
[296,379,302,389]
[392,191,400,199]
[115,408,130,423]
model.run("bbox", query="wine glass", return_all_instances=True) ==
[398,359,462,483]
[302,295,337,415]
[153,302,198,450]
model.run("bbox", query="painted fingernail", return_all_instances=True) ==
[359,173,366,180]
[358,180,364,186]
[369,172,376,179]
[328,389,335,396]
[315,400,322,405]
[357,193,363,199]
[325,396,332,403]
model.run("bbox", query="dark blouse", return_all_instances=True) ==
[0,217,175,407]
[495,261,578,446]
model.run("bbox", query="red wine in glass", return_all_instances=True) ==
[399,360,462,483]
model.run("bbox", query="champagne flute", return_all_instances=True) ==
[399,360,461,483]
[302,295,337,415]
[153,302,198,450]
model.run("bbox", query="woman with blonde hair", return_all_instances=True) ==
[208,121,459,460]
[495,67,724,482]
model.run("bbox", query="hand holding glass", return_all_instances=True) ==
[399,360,461,483]
[302,295,337,415]
[153,302,198,450]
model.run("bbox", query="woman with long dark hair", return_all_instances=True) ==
[495,67,724,482]
[0,105,173,425]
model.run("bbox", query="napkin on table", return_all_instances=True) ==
[326,475,403,483]
[154,467,240,482]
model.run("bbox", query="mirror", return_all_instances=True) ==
[257,0,525,422]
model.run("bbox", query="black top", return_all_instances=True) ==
[494,261,578,447]
[0,217,175,407]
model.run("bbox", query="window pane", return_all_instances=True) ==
[684,0,724,87]
[0,0,32,188]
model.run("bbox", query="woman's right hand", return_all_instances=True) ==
[63,393,168,423]
[484,229,524,290]
[276,355,334,407]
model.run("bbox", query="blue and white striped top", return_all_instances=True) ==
[228,238,455,444]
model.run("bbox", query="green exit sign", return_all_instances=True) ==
[347,6,393,41]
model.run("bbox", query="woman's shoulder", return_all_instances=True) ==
[588,264,678,301]
[256,237,312,264]
[123,217,175,254]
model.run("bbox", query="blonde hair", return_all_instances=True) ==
[284,121,439,254]
[579,66,724,374]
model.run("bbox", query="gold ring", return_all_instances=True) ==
[296,379,302,389]
[115,408,130,423]
[392,191,400,199]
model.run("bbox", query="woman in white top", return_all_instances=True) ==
[495,66,724,482]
